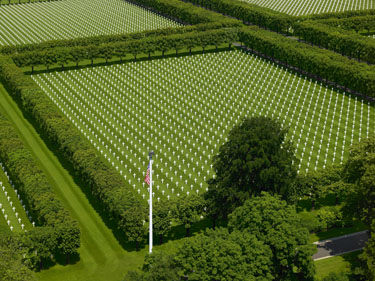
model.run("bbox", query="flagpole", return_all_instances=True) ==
[149,151,154,254]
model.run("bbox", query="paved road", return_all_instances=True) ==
[313,230,369,260]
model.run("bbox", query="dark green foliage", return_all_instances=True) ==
[120,204,148,251]
[153,200,173,244]
[361,222,375,281]
[228,192,315,281]
[344,136,375,226]
[0,232,36,281]
[321,272,350,281]
[173,194,205,237]
[239,26,375,97]
[205,116,297,218]
[0,111,80,258]
[173,228,274,281]
[126,229,274,281]
[293,21,375,64]
[11,28,239,69]
[125,252,179,281]
[182,0,295,34]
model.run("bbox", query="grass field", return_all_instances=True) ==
[0,165,32,232]
[0,0,181,46]
[32,49,375,201]
[240,0,375,15]
[315,250,362,280]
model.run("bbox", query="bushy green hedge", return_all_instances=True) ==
[11,28,239,69]
[239,26,375,97]
[316,15,375,33]
[299,9,375,20]
[0,112,80,257]
[181,0,296,34]
[0,55,146,239]
[294,21,375,64]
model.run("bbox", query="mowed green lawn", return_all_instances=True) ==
[0,83,147,281]
[315,250,362,280]
[32,50,375,202]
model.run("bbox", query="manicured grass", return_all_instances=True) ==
[0,167,32,232]
[0,0,181,46]
[314,250,362,280]
[239,0,375,15]
[32,49,375,201]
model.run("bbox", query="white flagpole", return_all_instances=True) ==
[149,151,154,253]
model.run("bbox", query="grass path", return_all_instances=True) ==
[0,82,145,280]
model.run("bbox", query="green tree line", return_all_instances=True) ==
[11,28,239,70]
[317,15,375,34]
[0,113,80,266]
[239,26,375,97]
[293,20,375,64]
[181,0,295,34]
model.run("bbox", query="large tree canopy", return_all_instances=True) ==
[228,192,315,281]
[344,136,375,225]
[205,116,297,218]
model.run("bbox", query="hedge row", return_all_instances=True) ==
[317,15,375,33]
[239,26,375,97]
[299,9,375,20]
[11,28,239,69]
[0,111,80,257]
[180,0,295,34]
[0,55,146,240]
[127,0,237,25]
[294,20,375,64]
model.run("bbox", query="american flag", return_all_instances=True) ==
[144,163,150,185]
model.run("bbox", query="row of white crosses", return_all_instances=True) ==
[242,0,374,16]
[0,162,33,232]
[33,50,375,200]
[0,0,181,46]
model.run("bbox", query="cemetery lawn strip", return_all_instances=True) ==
[0,82,145,281]
[314,250,362,279]
[0,168,32,232]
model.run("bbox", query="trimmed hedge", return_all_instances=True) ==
[239,26,375,97]
[317,15,375,33]
[294,20,375,64]
[0,112,80,257]
[181,0,296,34]
[11,28,239,69]
[0,55,147,239]
[299,9,375,20]
[1,21,241,56]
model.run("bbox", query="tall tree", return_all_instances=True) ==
[173,228,274,281]
[27,226,57,270]
[344,136,375,225]
[153,199,173,244]
[120,205,148,251]
[205,116,297,219]
[228,192,315,281]
[173,194,205,237]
